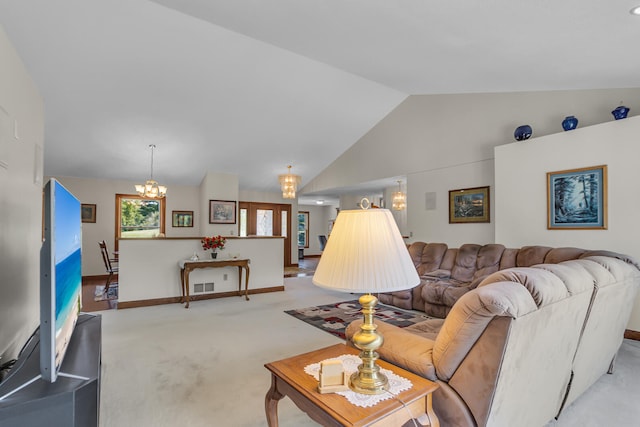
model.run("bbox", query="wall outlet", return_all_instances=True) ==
[223,274,228,281]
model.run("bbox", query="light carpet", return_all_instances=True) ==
[97,276,640,427]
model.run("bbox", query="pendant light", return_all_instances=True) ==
[278,165,301,199]
[134,144,167,198]
[392,181,406,211]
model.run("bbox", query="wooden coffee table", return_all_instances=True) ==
[264,344,439,427]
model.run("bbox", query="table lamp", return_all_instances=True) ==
[312,203,419,394]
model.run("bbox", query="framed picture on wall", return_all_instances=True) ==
[448,186,490,223]
[81,204,96,223]
[172,210,194,227]
[547,165,607,229]
[209,200,236,224]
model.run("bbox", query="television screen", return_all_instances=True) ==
[40,178,82,382]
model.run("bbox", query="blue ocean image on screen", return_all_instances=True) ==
[54,181,82,333]
[55,248,81,330]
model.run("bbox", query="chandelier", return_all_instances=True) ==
[135,144,167,198]
[392,181,406,211]
[278,165,301,199]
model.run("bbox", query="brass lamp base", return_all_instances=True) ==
[349,293,389,395]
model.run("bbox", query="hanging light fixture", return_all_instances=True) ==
[278,165,301,199]
[392,180,406,211]
[135,144,167,198]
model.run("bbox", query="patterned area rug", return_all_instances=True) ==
[285,300,431,339]
[94,284,118,301]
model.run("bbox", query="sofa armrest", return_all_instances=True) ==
[346,319,437,381]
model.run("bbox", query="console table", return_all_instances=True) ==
[178,258,250,308]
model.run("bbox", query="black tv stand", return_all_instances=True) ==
[0,314,101,427]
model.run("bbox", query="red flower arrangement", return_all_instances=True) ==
[201,235,226,251]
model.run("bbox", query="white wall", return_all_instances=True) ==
[303,89,640,244]
[53,176,201,276]
[118,237,283,303]
[495,116,640,330]
[407,159,495,246]
[53,174,306,276]
[298,204,337,256]
[0,25,44,361]
[200,171,239,236]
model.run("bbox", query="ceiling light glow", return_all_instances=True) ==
[631,6,640,15]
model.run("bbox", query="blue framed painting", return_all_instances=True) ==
[547,165,607,229]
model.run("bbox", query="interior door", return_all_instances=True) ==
[239,202,292,266]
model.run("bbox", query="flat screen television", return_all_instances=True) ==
[40,178,82,382]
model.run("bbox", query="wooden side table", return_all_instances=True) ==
[264,344,439,427]
[178,258,250,308]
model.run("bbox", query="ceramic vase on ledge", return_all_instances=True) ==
[210,251,217,259]
[612,105,630,120]
[562,116,579,131]
[514,125,533,141]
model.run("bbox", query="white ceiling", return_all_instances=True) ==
[1,1,639,204]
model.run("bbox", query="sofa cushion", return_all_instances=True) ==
[404,318,445,340]
[477,267,570,308]
[516,245,552,267]
[499,248,519,270]
[345,319,438,381]
[409,242,448,276]
[543,247,587,264]
[433,281,537,381]
[471,244,506,282]
[450,244,482,282]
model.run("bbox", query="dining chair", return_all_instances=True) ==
[99,240,118,293]
[318,235,327,251]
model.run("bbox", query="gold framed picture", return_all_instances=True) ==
[448,186,490,223]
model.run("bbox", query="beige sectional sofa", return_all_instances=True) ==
[346,242,640,427]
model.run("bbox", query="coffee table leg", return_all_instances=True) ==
[265,373,284,427]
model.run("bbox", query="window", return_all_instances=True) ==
[297,211,309,248]
[256,209,273,236]
[239,208,247,237]
[116,194,166,246]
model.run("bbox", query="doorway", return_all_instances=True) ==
[239,201,293,266]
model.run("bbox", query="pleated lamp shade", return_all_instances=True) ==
[312,209,419,294]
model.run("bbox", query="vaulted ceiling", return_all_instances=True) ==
[1,1,639,201]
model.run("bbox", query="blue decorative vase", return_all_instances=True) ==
[612,105,630,120]
[514,125,533,141]
[562,116,578,131]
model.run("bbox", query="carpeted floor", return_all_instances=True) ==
[94,276,640,427]
[285,299,431,339]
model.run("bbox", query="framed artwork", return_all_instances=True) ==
[81,204,96,223]
[449,186,490,223]
[172,210,193,227]
[209,200,236,224]
[547,165,607,229]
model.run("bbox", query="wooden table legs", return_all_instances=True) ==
[265,373,284,427]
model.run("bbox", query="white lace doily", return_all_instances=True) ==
[304,354,412,407]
